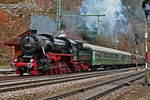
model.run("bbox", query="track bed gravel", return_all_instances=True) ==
[0,69,142,100]
[104,79,150,100]
[56,72,144,100]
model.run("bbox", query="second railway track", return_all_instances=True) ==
[0,67,141,93]
[41,70,147,100]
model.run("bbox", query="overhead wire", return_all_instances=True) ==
[63,21,87,33]
[83,1,120,23]
[82,0,131,34]
[114,0,142,32]
[79,15,124,34]
[66,0,118,34]
[82,1,105,15]
[62,0,130,35]
[61,0,107,34]
[115,0,141,21]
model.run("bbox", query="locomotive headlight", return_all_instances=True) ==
[30,59,34,63]
[26,36,29,40]
[28,63,32,68]
[14,59,17,62]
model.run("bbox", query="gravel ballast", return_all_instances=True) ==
[0,70,145,100]
[104,79,150,100]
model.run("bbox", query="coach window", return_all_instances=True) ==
[128,55,130,59]
[101,52,104,58]
[104,52,109,58]
[126,56,128,59]
[95,51,99,58]
[110,53,113,58]
[123,55,125,59]
[125,55,128,59]
[96,51,98,58]
[103,52,107,58]
[121,55,123,59]
[113,54,115,58]
[115,54,119,59]
[128,56,130,59]
[98,52,101,58]
[119,55,121,59]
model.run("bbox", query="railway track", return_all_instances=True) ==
[0,67,143,83]
[40,70,147,100]
[0,67,141,93]
[0,75,46,83]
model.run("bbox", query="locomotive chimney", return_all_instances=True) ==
[31,30,37,34]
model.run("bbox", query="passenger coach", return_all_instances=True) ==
[78,44,144,70]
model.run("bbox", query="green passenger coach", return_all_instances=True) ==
[78,44,132,70]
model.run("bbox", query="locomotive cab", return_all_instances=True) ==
[78,47,92,66]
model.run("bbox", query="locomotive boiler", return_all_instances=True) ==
[20,31,75,54]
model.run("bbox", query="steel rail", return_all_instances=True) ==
[0,66,143,83]
[0,67,137,93]
[40,71,147,100]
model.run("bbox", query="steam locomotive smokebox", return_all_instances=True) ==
[75,40,83,50]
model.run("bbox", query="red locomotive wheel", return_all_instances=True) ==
[50,70,53,75]
[54,69,58,75]
[58,68,62,74]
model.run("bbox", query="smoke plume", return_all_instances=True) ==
[79,0,130,35]
[30,14,56,36]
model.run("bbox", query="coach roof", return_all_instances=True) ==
[83,44,131,56]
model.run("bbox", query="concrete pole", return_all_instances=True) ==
[98,16,100,35]
[142,43,144,56]
[144,14,149,85]
[136,45,138,70]
[56,0,61,36]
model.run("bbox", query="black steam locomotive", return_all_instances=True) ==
[13,30,83,75]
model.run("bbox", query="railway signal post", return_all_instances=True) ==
[135,33,139,70]
[145,32,149,85]
[142,0,150,85]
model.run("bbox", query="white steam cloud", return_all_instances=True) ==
[30,14,56,36]
[79,0,130,34]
